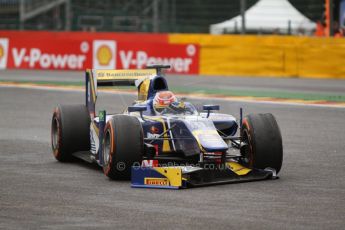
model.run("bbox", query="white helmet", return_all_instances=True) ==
[153,91,177,114]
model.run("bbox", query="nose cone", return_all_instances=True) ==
[193,131,228,152]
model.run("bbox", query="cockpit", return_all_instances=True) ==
[160,101,198,116]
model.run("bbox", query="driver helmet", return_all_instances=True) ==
[153,91,177,114]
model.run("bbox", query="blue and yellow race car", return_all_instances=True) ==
[51,65,283,189]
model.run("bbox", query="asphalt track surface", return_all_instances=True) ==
[2,70,345,101]
[1,71,345,229]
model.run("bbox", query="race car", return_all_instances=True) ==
[51,65,283,189]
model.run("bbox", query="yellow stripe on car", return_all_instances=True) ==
[226,162,252,176]
[154,167,183,187]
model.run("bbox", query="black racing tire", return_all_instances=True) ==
[51,104,91,162]
[102,115,144,180]
[241,113,283,174]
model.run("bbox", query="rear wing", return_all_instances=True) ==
[86,69,156,118]
[95,69,157,87]
[85,65,170,117]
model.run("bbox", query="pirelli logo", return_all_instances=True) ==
[144,177,169,186]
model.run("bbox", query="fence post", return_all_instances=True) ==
[240,0,246,34]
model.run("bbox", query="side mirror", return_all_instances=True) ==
[128,106,147,113]
[203,105,220,111]
[128,106,147,121]
[203,105,220,118]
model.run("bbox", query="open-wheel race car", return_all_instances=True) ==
[51,65,283,189]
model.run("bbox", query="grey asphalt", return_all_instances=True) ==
[1,69,345,95]
[1,80,345,229]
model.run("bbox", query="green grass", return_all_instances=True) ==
[170,86,345,102]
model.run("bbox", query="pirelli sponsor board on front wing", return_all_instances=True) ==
[144,177,169,186]
[0,31,199,74]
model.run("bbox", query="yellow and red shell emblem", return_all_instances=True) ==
[96,45,112,66]
[0,44,4,60]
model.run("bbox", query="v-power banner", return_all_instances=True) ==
[0,31,199,75]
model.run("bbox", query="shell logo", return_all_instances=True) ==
[0,44,3,60]
[96,45,112,66]
[0,38,9,69]
[93,40,116,69]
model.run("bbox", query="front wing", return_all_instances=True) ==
[131,162,277,189]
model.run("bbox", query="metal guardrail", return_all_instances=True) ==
[18,0,70,30]
[0,0,19,13]
[77,15,104,30]
[112,16,140,31]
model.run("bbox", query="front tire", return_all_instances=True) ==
[102,115,144,180]
[241,113,283,174]
[51,104,91,162]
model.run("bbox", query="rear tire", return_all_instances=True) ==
[241,113,283,174]
[51,104,91,162]
[102,115,143,180]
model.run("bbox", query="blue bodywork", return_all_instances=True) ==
[86,70,239,159]
[79,67,277,189]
